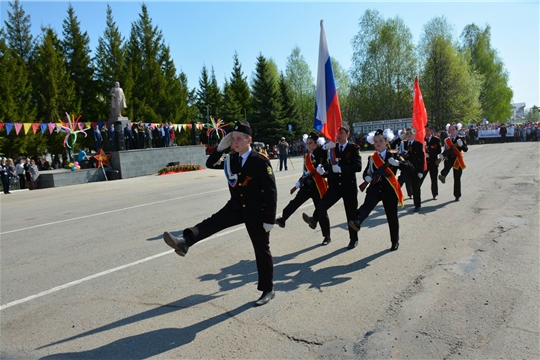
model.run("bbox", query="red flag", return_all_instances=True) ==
[412,76,428,171]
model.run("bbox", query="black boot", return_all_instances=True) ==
[163,232,189,256]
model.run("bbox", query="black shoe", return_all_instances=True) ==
[321,237,331,246]
[348,219,361,232]
[438,175,446,184]
[390,241,399,251]
[347,240,358,249]
[433,195,438,200]
[275,217,286,228]
[455,197,460,202]
[255,289,275,306]
[163,232,189,257]
[413,206,420,212]
[302,213,317,229]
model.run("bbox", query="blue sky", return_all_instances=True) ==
[2,1,539,114]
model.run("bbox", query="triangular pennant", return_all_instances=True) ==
[40,123,47,134]
[32,123,40,134]
[198,123,204,131]
[91,122,97,129]
[48,123,56,134]
[98,121,104,129]
[177,125,182,133]
[171,124,177,131]
[0,123,4,131]
[15,123,23,135]
[23,123,32,134]
[187,124,192,130]
[78,122,84,130]
[5,123,13,135]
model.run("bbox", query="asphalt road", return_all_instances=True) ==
[1,142,539,359]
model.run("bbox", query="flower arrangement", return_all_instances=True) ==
[158,164,201,175]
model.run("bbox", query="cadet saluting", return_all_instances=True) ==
[163,121,278,306]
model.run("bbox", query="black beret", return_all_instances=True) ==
[233,121,252,136]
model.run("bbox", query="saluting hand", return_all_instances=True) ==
[316,164,325,175]
[217,133,233,151]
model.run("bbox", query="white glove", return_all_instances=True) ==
[217,133,232,151]
[388,157,400,166]
[364,176,372,183]
[295,181,301,189]
[323,141,336,150]
[457,139,463,147]
[332,164,341,173]
[316,164,325,175]
[418,172,423,179]
[438,153,445,160]
[263,223,274,233]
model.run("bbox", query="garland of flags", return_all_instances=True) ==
[0,121,226,136]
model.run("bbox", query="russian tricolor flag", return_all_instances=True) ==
[314,20,342,141]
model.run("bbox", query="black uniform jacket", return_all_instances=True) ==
[425,135,442,161]
[323,142,362,188]
[442,136,468,161]
[363,151,414,193]
[207,148,277,224]
[404,140,425,174]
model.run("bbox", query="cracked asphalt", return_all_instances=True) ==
[1,141,538,359]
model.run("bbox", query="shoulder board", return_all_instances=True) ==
[389,150,398,154]
[258,151,269,159]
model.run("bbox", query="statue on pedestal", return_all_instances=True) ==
[109,81,127,118]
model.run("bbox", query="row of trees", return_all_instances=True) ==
[1,1,519,158]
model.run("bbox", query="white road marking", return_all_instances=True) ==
[0,203,312,310]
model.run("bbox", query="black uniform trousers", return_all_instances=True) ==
[281,183,320,225]
[183,202,273,292]
[422,159,439,198]
[405,174,422,208]
[316,185,358,242]
[440,160,463,198]
[356,184,399,244]
[1,174,10,194]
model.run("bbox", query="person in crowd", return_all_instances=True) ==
[41,157,51,171]
[108,123,116,152]
[78,147,89,163]
[162,121,278,306]
[348,129,414,251]
[164,123,170,147]
[1,157,12,194]
[276,132,329,240]
[169,122,176,146]
[402,127,425,212]
[146,124,153,149]
[304,124,362,249]
[124,123,133,150]
[277,137,289,171]
[24,157,32,185]
[28,158,40,190]
[438,122,468,202]
[16,158,26,189]
[93,125,103,151]
[499,124,507,143]
[422,125,442,200]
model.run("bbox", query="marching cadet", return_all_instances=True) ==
[303,124,362,249]
[438,122,468,202]
[402,127,425,212]
[349,129,414,251]
[422,125,442,200]
[163,121,278,306]
[275,132,329,239]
